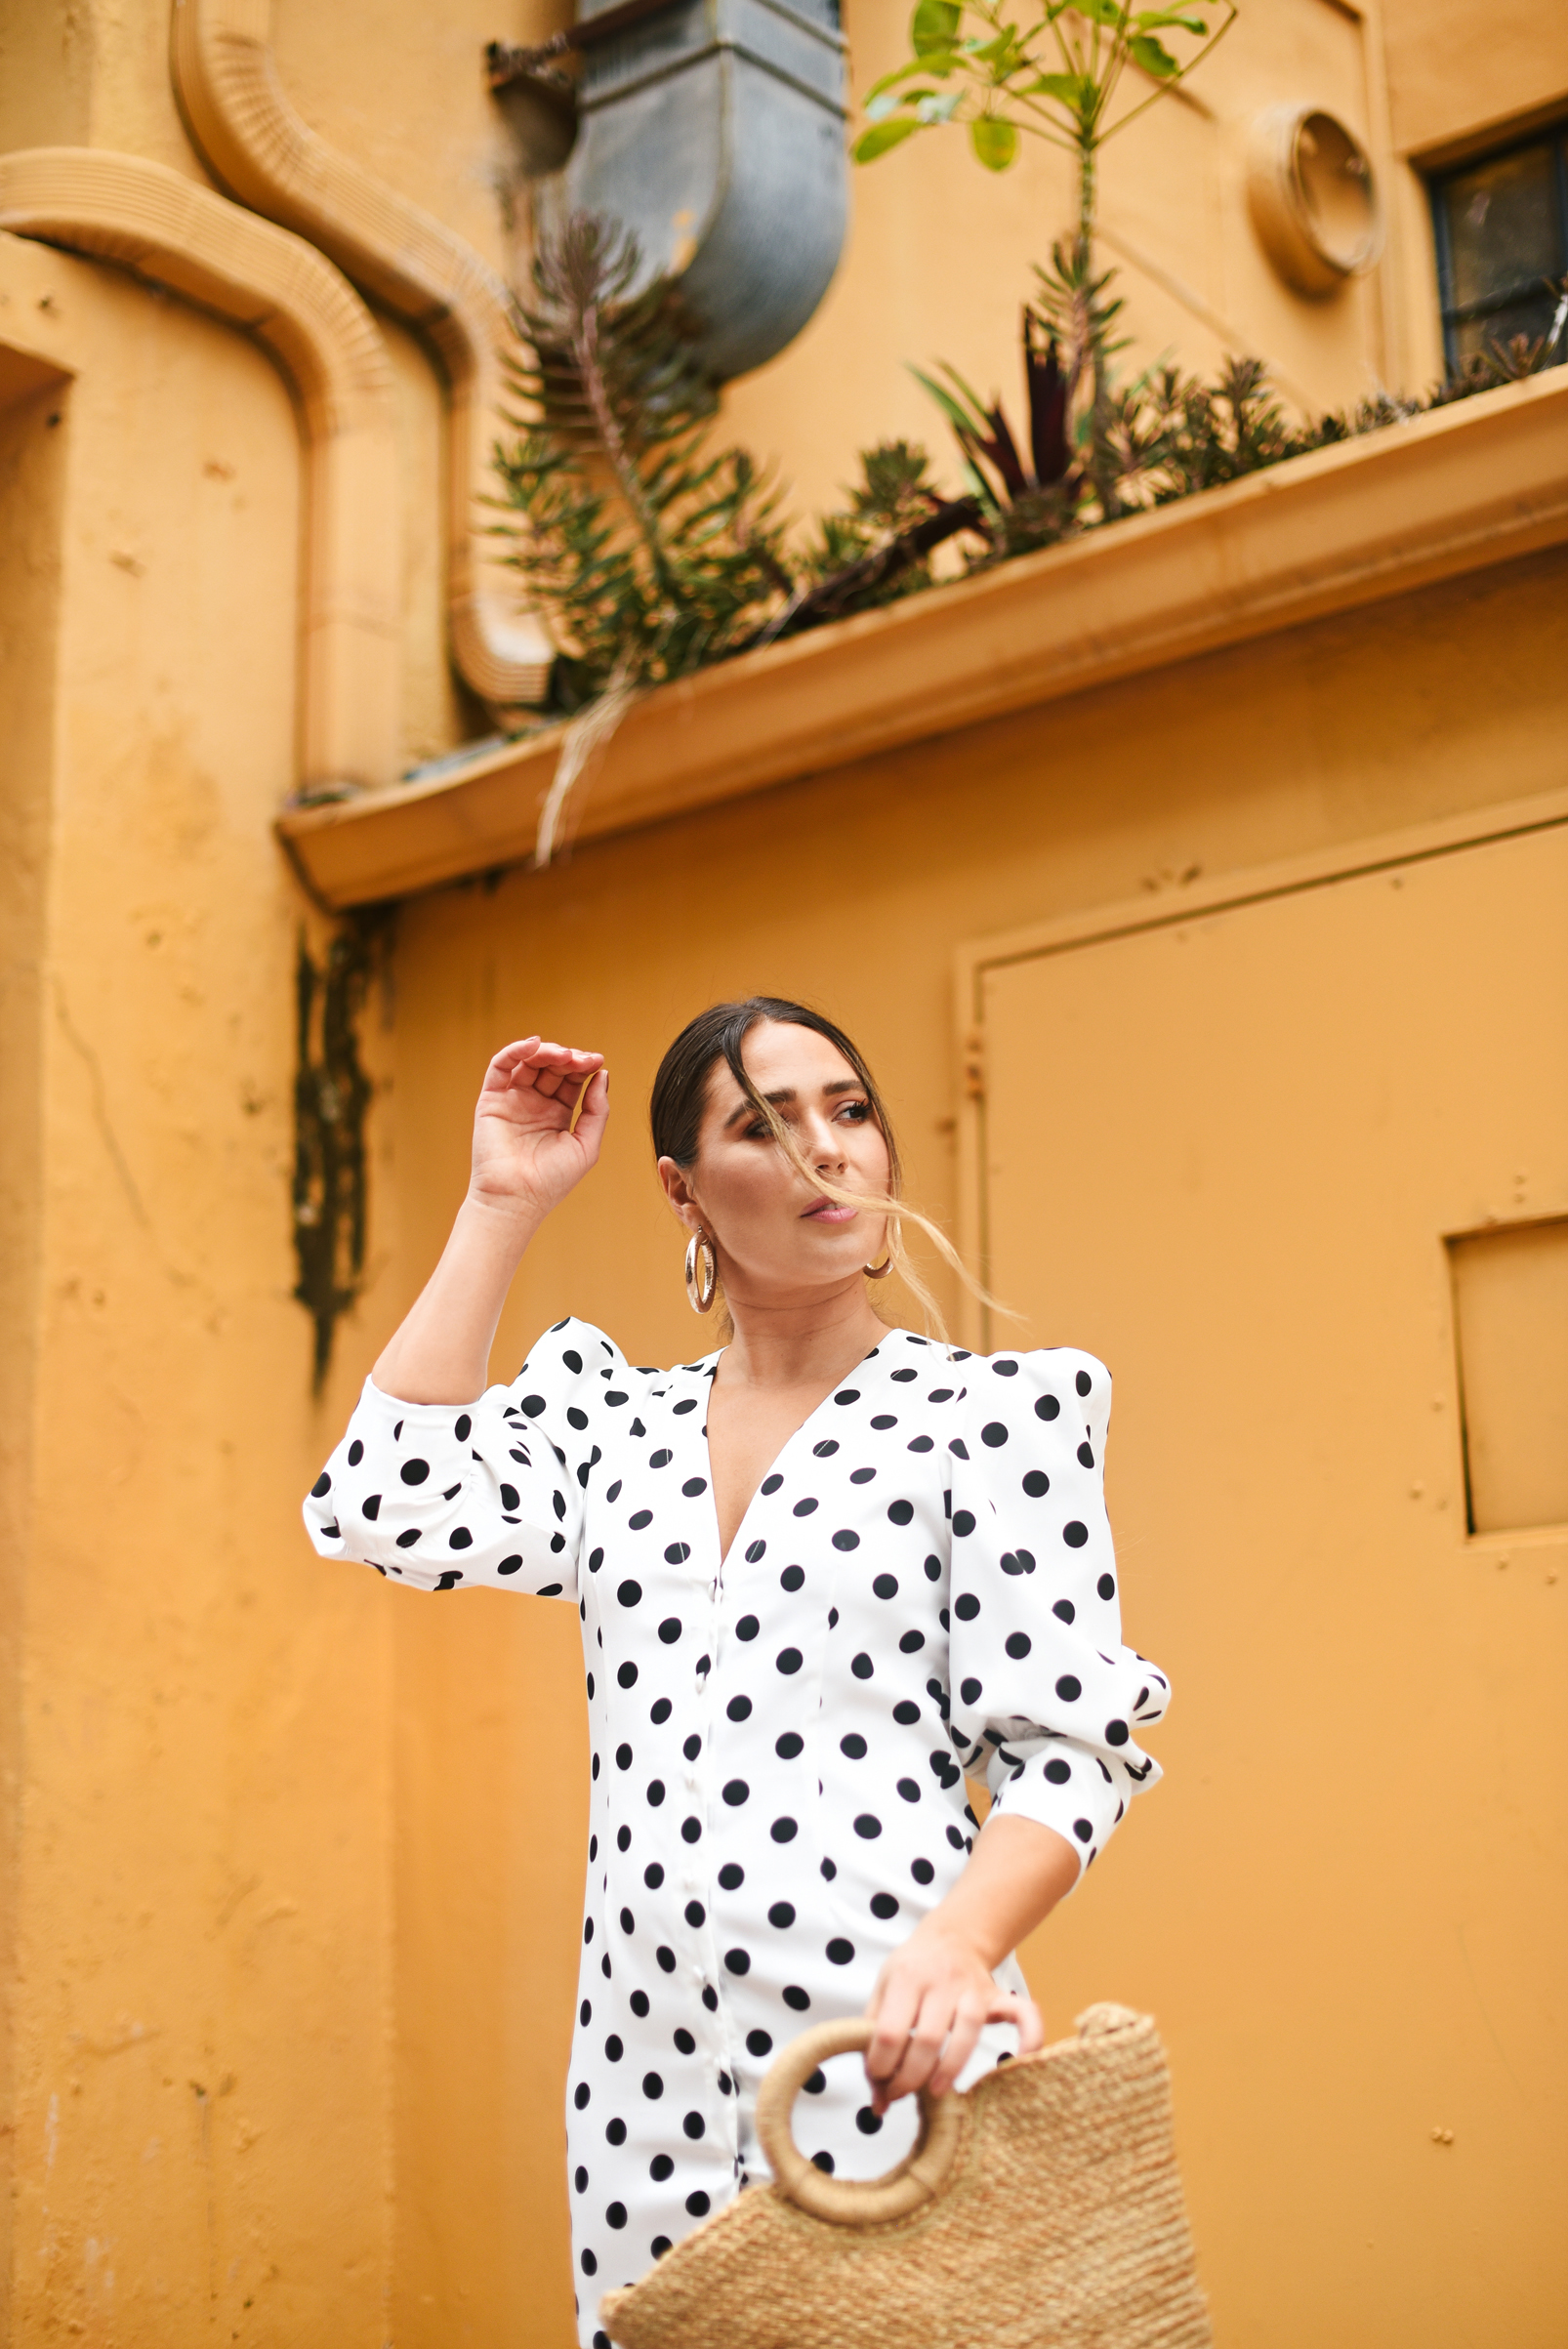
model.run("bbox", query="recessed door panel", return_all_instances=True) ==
[973,820,1568,2348]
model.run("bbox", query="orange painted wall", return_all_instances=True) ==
[1,0,1563,2340]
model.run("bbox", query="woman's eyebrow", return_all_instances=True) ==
[722,1078,859,1130]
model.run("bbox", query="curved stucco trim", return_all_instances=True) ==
[0,145,400,796]
[172,0,553,711]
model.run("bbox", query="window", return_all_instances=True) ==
[1429,124,1568,370]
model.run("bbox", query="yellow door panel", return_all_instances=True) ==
[971,818,1568,2349]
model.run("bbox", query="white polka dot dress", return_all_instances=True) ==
[304,1322,1169,2348]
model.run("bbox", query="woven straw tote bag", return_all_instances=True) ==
[600,2003,1212,2349]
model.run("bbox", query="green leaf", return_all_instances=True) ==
[912,0,962,56]
[1074,0,1129,24]
[1132,8,1206,28]
[1025,70,1090,103]
[970,114,1018,169]
[853,114,923,161]
[1128,32,1179,72]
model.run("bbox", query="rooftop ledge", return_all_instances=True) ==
[280,368,1568,910]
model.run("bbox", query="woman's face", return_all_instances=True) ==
[658,1021,891,1303]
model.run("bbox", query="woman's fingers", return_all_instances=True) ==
[864,1972,924,2096]
[870,1983,1041,2111]
[570,1066,610,1165]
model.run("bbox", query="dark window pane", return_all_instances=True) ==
[1441,142,1559,310]
[1453,289,1561,366]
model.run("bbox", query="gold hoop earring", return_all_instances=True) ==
[863,1257,893,1280]
[684,1229,719,1314]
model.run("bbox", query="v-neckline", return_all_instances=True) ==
[692,1335,891,1575]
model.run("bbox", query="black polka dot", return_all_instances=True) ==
[775,1647,803,1675]
[574,2081,591,2108]
[873,1573,899,1600]
[811,2150,835,2173]
[794,1498,818,1518]
[1073,1818,1093,1841]
[617,1661,639,1688]
[737,1615,760,1641]
[1063,1522,1088,1547]
[887,1500,914,1526]
[681,1816,702,1843]
[1105,1718,1130,1745]
[1045,1757,1071,1783]
[686,2191,710,2217]
[856,2106,883,2134]
[899,1628,925,1654]
[960,1676,982,1705]
[1035,1394,1060,1422]
[642,2072,664,2098]
[617,1580,642,1607]
[826,1938,855,1965]
[629,1509,652,1530]
[870,1892,899,1919]
[771,1817,798,1842]
[952,1509,975,1538]
[682,1733,701,1761]
[718,1862,744,1890]
[744,1538,766,1562]
[681,1476,707,1498]
[768,1901,796,1928]
[606,2117,627,2144]
[682,2112,705,2140]
[656,1946,675,1971]
[726,1694,752,1722]
[851,1653,874,1680]
[724,1949,751,1975]
[1097,1572,1116,1600]
[747,2029,773,2057]
[832,1529,859,1551]
[892,1700,921,1725]
[1052,1599,1075,1625]
[647,1780,666,1805]
[650,2153,674,2182]
[954,1591,980,1621]
[684,1899,706,1927]
[775,1731,804,1759]
[1077,1442,1094,1468]
[643,1862,663,1888]
[1005,1631,1032,1659]
[630,1992,649,2017]
[665,1541,691,1564]
[761,1474,783,1495]
[780,1565,805,1591]
[1055,1674,1082,1702]
[651,1698,673,1724]
[399,1460,429,1486]
[853,1814,882,1839]
[657,1617,683,1645]
[783,1985,810,2010]
[980,1422,1009,1448]
[722,1780,750,1806]
[581,2249,597,2276]
[911,1857,934,1884]
[812,1439,840,1459]
[896,1778,921,1803]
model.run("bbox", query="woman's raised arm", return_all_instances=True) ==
[371,1037,607,1405]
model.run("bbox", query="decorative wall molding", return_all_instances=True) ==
[171,0,553,711]
[275,365,1568,908]
[0,144,400,794]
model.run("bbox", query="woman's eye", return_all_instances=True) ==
[838,1100,871,1123]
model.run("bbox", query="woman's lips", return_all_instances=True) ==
[803,1198,859,1223]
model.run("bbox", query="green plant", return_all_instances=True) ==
[495,213,795,704]
[857,0,1236,240]
[293,926,376,1390]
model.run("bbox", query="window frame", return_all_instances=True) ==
[1427,119,1568,371]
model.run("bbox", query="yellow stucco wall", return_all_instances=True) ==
[2,0,1564,2340]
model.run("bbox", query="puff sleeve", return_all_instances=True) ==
[302,1316,622,1601]
[946,1348,1169,1878]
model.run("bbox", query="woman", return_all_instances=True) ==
[305,998,1168,2349]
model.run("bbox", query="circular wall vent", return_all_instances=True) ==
[1247,104,1383,297]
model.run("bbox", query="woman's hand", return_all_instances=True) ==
[862,1917,1042,2114]
[861,1813,1077,2111]
[470,1038,608,1219]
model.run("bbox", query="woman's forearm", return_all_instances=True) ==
[929,1812,1081,1968]
[371,1193,544,1404]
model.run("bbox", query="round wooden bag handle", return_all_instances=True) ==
[754,2017,966,2226]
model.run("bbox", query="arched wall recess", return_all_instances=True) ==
[1247,103,1383,300]
[0,145,400,796]
[171,0,554,713]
